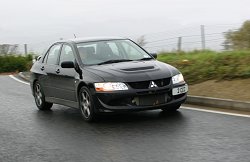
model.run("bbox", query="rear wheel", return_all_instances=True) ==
[79,87,97,122]
[34,81,53,110]
[161,104,181,112]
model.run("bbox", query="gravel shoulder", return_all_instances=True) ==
[188,79,250,102]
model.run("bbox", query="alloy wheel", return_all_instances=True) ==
[35,83,43,106]
[80,90,91,119]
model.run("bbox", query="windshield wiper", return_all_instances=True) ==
[137,57,154,61]
[97,59,133,65]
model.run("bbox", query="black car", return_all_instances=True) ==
[30,37,188,121]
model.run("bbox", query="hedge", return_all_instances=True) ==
[0,54,33,73]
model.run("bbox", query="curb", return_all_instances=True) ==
[18,72,30,82]
[186,95,250,112]
[18,72,250,112]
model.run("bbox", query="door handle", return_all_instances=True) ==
[41,66,45,71]
[55,69,60,74]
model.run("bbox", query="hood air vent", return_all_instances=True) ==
[121,66,154,71]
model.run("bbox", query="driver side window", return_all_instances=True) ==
[59,44,75,65]
[46,44,61,65]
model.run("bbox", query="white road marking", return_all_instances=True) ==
[9,75,30,85]
[182,106,250,118]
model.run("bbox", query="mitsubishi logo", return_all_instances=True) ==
[149,81,158,88]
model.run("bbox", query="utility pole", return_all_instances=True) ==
[201,25,206,50]
[177,37,182,52]
[24,44,28,55]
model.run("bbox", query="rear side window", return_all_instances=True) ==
[46,44,61,65]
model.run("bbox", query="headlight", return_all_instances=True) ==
[94,82,128,91]
[172,73,184,84]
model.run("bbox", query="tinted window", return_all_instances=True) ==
[59,44,75,65]
[76,40,151,65]
[121,41,147,60]
[106,42,120,56]
[46,44,61,65]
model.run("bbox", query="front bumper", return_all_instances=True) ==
[93,83,188,112]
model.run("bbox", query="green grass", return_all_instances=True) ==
[157,50,250,84]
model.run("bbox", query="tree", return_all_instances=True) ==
[136,35,147,47]
[224,20,250,50]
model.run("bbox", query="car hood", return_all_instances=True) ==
[84,60,180,82]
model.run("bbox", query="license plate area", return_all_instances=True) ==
[172,84,188,96]
[133,94,170,106]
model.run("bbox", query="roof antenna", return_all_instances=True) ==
[73,34,77,38]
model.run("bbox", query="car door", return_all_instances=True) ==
[53,43,78,102]
[42,43,62,98]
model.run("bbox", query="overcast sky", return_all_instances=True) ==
[0,0,249,52]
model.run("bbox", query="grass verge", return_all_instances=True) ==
[157,50,250,84]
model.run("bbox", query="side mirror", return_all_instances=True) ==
[36,55,42,61]
[150,53,157,59]
[61,61,75,68]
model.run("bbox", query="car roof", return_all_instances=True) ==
[58,36,128,44]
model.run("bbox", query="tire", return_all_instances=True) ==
[78,86,97,122]
[33,81,53,110]
[161,104,181,112]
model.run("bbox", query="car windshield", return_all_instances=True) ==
[76,39,153,65]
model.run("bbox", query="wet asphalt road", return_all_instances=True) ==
[0,75,250,162]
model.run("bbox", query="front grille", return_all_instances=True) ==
[137,94,166,106]
[128,81,149,89]
[108,93,172,106]
[127,78,171,89]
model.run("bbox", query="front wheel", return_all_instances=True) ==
[161,104,181,112]
[33,81,53,110]
[79,87,97,122]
